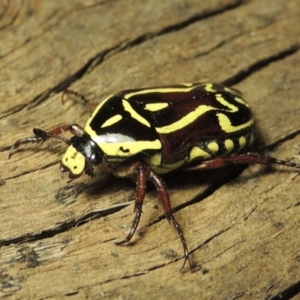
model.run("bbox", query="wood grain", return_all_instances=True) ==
[0,0,300,299]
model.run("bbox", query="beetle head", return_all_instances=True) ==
[60,135,103,181]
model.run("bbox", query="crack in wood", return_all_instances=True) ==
[0,203,128,248]
[269,280,300,300]
[223,44,300,87]
[1,0,247,118]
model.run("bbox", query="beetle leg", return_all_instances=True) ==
[200,153,300,169]
[114,161,191,270]
[62,89,98,111]
[62,89,89,104]
[115,164,147,245]
[8,124,84,158]
[148,169,191,271]
[84,161,95,178]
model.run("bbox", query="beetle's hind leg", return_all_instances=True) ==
[198,153,300,170]
[8,124,84,158]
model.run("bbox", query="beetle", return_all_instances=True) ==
[8,82,300,270]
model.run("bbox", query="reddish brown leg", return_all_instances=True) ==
[8,124,84,158]
[202,153,300,169]
[62,89,98,111]
[149,170,191,271]
[62,89,89,104]
[115,164,147,245]
[114,162,191,270]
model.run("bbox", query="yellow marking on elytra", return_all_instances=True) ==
[225,139,234,152]
[189,146,211,161]
[249,133,255,146]
[215,94,239,112]
[234,96,248,106]
[224,87,234,93]
[239,136,246,149]
[156,105,215,134]
[62,145,85,175]
[101,114,122,128]
[203,83,216,92]
[181,82,194,87]
[122,100,151,127]
[84,95,113,132]
[145,103,169,111]
[156,91,252,134]
[207,141,219,152]
[217,113,254,133]
[124,85,196,99]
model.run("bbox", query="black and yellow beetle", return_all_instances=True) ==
[9,82,300,270]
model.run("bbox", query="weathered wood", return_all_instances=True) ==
[0,0,300,299]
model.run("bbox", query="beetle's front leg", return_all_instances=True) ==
[8,124,84,158]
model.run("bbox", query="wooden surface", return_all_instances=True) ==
[0,0,300,299]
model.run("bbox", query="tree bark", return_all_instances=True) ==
[0,0,300,299]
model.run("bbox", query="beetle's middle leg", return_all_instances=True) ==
[62,89,98,112]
